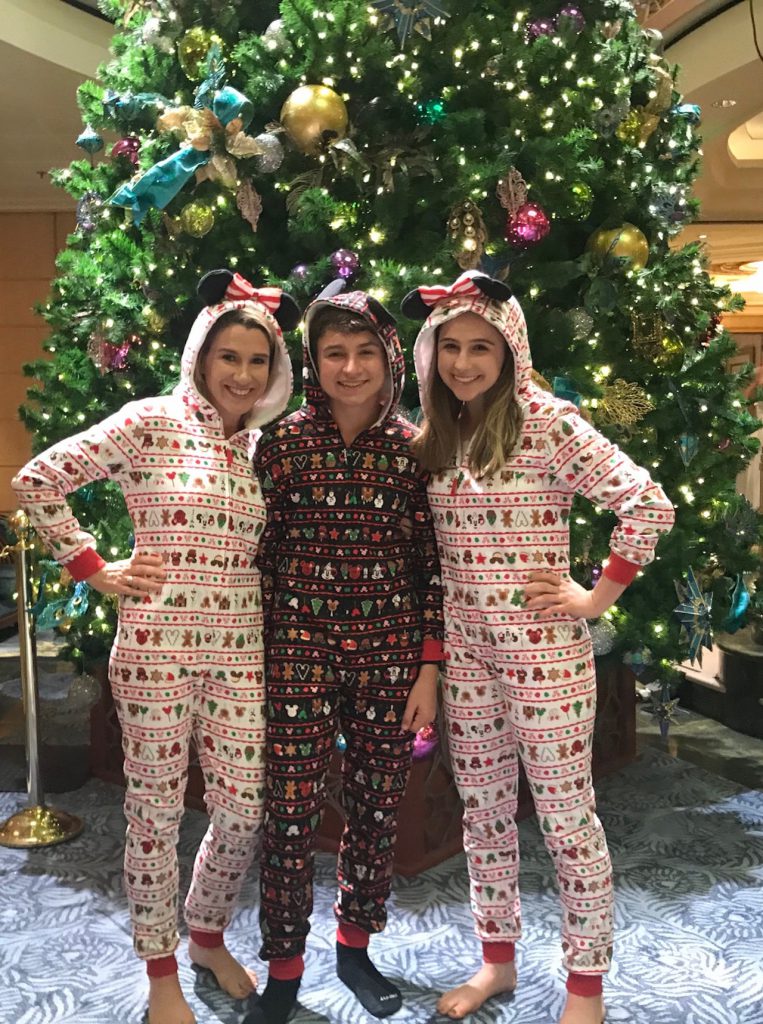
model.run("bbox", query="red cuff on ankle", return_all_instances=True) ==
[189,928,224,949]
[146,955,178,979]
[482,940,515,964]
[566,972,603,997]
[269,955,304,981]
[337,922,370,949]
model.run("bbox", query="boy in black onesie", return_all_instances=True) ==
[244,287,443,1024]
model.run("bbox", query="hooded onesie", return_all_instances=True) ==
[12,275,294,962]
[410,271,675,978]
[253,288,444,961]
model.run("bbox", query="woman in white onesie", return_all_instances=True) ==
[12,269,298,1024]
[403,271,674,1024]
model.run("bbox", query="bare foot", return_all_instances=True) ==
[558,992,605,1024]
[188,939,257,999]
[436,962,517,1019]
[147,974,196,1024]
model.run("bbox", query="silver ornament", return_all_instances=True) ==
[568,307,594,340]
[588,618,617,657]
[263,19,291,52]
[254,132,284,173]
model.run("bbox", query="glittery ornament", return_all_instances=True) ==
[144,309,167,335]
[654,332,684,372]
[330,248,360,279]
[290,262,310,280]
[586,223,649,271]
[179,200,215,238]
[588,618,617,656]
[111,136,141,165]
[496,167,528,217]
[595,99,629,137]
[630,313,663,361]
[281,85,348,155]
[616,110,641,146]
[447,199,488,269]
[568,307,594,340]
[236,179,263,233]
[678,433,699,467]
[76,191,103,233]
[505,202,550,248]
[568,181,593,219]
[262,18,291,51]
[88,332,134,374]
[590,563,603,584]
[177,27,225,80]
[556,4,585,34]
[253,132,284,173]
[141,16,174,53]
[370,0,451,47]
[335,732,347,752]
[526,17,555,40]
[597,379,654,426]
[76,125,104,154]
[417,98,447,124]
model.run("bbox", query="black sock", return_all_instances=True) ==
[242,976,301,1024]
[336,943,402,1019]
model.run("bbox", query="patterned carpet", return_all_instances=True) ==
[1,747,762,1024]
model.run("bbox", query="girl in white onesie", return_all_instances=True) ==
[12,270,298,1024]
[403,271,674,1024]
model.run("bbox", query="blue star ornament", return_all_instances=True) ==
[673,566,713,665]
[371,0,450,46]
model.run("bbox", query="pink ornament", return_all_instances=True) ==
[504,202,550,248]
[556,4,585,34]
[526,17,555,40]
[111,137,141,165]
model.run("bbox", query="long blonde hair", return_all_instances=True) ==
[412,328,523,478]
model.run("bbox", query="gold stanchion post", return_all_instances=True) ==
[0,511,83,847]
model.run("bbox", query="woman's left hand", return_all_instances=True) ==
[524,570,596,618]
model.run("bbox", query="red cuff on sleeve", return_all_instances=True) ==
[602,552,640,586]
[421,638,444,663]
[66,548,106,582]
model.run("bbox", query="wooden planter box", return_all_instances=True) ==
[89,654,635,876]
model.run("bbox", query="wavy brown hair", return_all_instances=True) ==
[194,309,274,397]
[412,327,523,478]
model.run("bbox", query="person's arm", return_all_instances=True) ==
[11,404,163,595]
[525,402,675,617]
[252,428,286,624]
[407,468,444,664]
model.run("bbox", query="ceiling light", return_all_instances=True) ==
[712,99,737,108]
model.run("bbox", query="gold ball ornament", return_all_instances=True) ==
[586,223,649,271]
[280,85,349,155]
[616,110,641,147]
[179,200,215,238]
[144,309,167,335]
[177,27,224,80]
[654,332,685,372]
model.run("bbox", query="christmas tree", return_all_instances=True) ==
[20,0,760,692]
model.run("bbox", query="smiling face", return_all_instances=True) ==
[315,328,389,424]
[436,311,507,405]
[199,322,272,436]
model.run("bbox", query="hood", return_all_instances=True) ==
[412,270,533,417]
[301,289,404,425]
[177,298,293,432]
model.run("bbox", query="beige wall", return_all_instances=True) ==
[0,211,73,513]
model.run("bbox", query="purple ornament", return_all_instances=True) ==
[591,563,603,585]
[412,723,439,761]
[504,202,550,248]
[556,4,585,34]
[111,137,141,165]
[526,17,555,41]
[290,262,310,280]
[330,248,360,280]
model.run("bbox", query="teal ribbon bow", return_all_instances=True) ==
[109,85,254,225]
[553,376,582,407]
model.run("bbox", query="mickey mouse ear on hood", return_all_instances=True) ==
[316,278,347,301]
[197,268,302,332]
[401,273,513,320]
[197,268,234,305]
